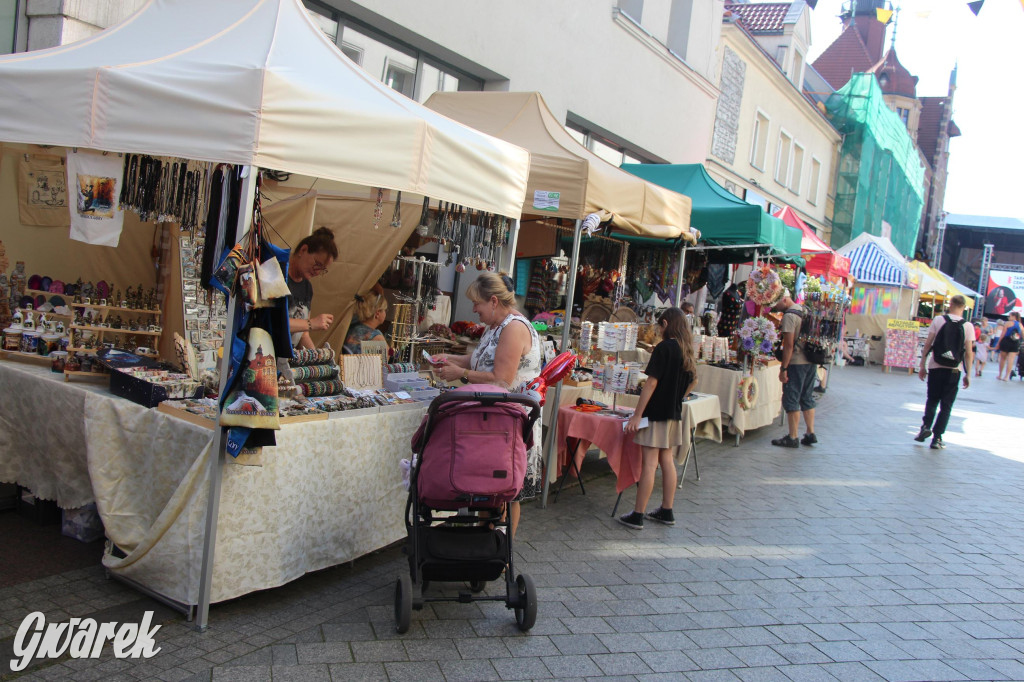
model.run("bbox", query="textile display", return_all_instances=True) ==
[884,319,919,369]
[103,405,426,605]
[850,286,895,315]
[66,149,125,247]
[17,154,69,226]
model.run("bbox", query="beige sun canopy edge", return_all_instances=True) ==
[425,91,694,242]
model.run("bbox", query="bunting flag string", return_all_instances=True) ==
[967,0,984,16]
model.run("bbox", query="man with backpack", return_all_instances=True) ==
[771,290,819,448]
[916,295,974,449]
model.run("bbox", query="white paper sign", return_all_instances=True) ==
[532,190,560,212]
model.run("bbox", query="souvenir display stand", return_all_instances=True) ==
[0,0,532,630]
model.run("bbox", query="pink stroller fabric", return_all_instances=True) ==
[412,385,531,510]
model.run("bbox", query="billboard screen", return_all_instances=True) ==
[984,270,1024,317]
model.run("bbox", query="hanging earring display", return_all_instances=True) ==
[119,154,212,237]
[390,191,402,229]
[372,187,385,229]
[417,196,431,236]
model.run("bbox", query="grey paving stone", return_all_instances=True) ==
[382,660,443,681]
[491,655,553,680]
[439,658,500,681]
[863,659,968,682]
[320,621,375,641]
[294,642,352,664]
[210,666,270,681]
[326,662,388,681]
[541,653,604,677]
[549,633,610,655]
[728,645,790,668]
[590,652,654,676]
[268,664,330,682]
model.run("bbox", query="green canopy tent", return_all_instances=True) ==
[621,163,803,261]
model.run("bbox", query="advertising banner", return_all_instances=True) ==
[984,270,1024,317]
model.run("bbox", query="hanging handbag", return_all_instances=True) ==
[257,255,290,299]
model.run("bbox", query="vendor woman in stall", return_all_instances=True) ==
[434,272,542,539]
[288,227,338,349]
[344,284,388,354]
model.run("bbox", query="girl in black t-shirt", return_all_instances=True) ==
[619,307,698,529]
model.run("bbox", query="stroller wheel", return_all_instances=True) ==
[513,574,537,632]
[469,579,486,593]
[394,574,412,634]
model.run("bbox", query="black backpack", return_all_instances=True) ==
[931,315,966,368]
[774,308,831,366]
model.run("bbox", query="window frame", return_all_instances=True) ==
[750,109,770,171]
[808,156,822,206]
[774,128,793,187]
[789,142,805,194]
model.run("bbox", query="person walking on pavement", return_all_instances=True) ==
[996,311,1021,381]
[771,290,817,448]
[916,295,974,449]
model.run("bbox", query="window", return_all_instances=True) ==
[1,0,17,55]
[618,0,644,22]
[775,130,792,186]
[750,111,769,170]
[896,106,910,127]
[790,143,804,194]
[791,51,804,86]
[565,121,660,165]
[808,157,822,206]
[302,2,483,102]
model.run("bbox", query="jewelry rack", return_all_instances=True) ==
[388,256,442,364]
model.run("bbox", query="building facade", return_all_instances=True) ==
[709,3,840,239]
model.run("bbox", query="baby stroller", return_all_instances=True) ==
[396,385,541,633]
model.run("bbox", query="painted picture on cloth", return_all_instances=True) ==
[76,174,118,219]
[221,327,280,429]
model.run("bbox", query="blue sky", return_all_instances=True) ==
[806,0,1024,220]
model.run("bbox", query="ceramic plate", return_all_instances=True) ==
[49,280,64,294]
[27,275,42,291]
[40,276,53,292]
[97,280,109,299]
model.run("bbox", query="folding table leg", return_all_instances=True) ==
[554,439,585,502]
[677,428,700,488]
[610,483,637,517]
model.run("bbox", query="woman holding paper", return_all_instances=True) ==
[619,307,698,530]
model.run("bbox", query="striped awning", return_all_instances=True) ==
[844,242,906,286]
[835,233,908,287]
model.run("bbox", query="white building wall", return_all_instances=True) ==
[708,24,839,232]
[317,0,723,164]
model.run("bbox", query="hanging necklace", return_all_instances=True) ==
[373,188,384,229]
[390,191,402,229]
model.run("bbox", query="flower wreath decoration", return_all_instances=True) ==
[746,265,783,306]
[737,375,759,410]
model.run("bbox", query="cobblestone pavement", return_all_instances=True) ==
[3,366,1024,681]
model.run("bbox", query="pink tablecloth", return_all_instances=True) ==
[556,406,641,494]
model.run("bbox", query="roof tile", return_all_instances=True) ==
[810,24,875,91]
[724,2,792,34]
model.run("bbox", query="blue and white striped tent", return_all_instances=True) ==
[835,233,908,286]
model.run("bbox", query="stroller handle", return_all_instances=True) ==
[428,390,541,424]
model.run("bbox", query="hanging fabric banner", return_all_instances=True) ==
[18,154,69,226]
[66,149,125,247]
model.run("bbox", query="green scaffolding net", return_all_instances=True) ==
[826,73,925,258]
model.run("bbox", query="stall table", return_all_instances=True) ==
[553,392,721,503]
[696,363,782,444]
[0,359,425,610]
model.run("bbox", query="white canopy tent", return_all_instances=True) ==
[0,0,532,630]
[0,0,530,218]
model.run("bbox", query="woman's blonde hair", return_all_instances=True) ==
[466,272,517,308]
[354,286,387,323]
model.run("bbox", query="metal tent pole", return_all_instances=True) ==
[195,166,258,631]
[675,245,688,306]
[541,219,583,508]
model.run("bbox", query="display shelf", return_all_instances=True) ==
[18,307,72,319]
[0,349,53,367]
[65,347,98,354]
[70,303,161,315]
[24,288,63,297]
[63,370,108,382]
[69,324,161,336]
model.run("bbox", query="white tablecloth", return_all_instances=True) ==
[0,358,425,607]
[696,363,782,438]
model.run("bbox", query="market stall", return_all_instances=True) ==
[836,233,914,365]
[424,91,698,505]
[773,206,851,282]
[0,0,531,627]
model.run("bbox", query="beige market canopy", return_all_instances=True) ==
[0,0,529,218]
[426,91,693,240]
